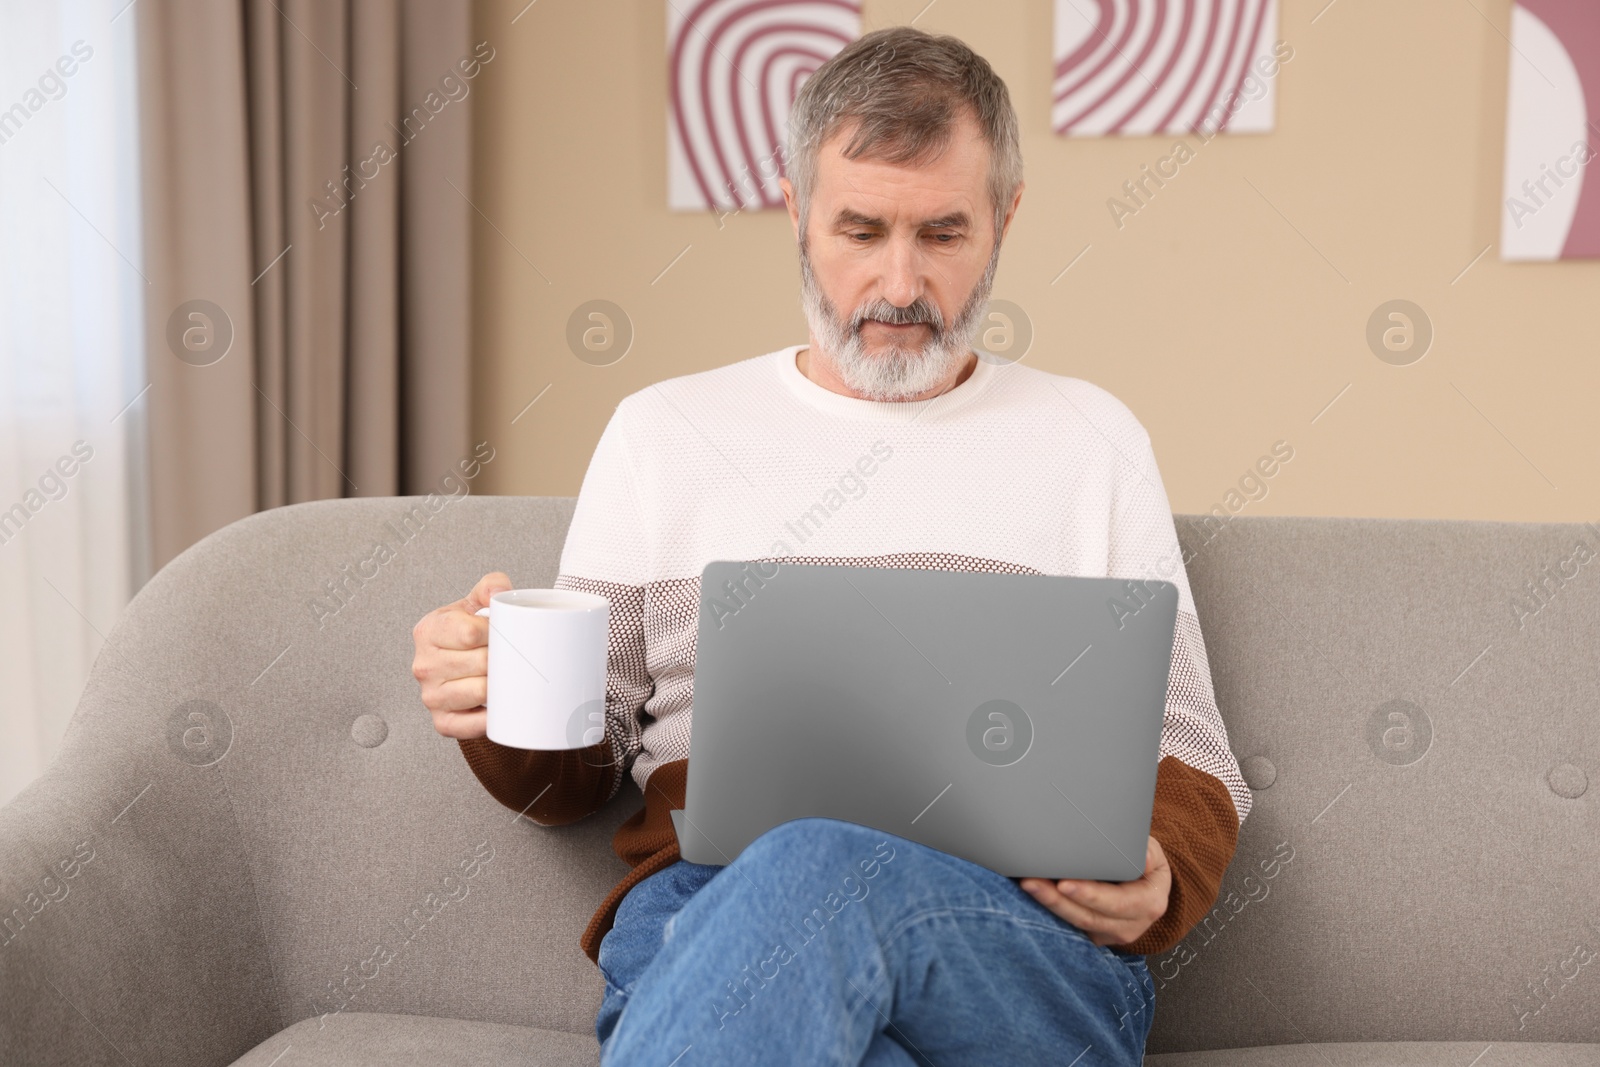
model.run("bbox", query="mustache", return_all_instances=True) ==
[852,298,945,334]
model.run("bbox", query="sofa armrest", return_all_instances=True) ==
[0,729,282,1067]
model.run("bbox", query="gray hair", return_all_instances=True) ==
[785,26,1023,242]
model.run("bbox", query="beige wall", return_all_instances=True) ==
[469,0,1597,523]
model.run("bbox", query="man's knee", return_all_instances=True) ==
[742,816,882,867]
[734,819,909,918]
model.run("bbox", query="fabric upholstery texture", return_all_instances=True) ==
[0,496,1594,1064]
[227,1012,602,1066]
[1144,1044,1600,1065]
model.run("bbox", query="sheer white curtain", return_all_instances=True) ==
[0,1,147,806]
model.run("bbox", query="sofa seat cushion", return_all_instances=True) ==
[228,1012,597,1066]
[1146,1042,1600,1065]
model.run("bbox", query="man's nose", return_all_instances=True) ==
[879,235,923,309]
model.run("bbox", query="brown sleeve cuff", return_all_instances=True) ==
[456,735,618,826]
[1122,755,1243,957]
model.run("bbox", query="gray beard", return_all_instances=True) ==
[798,239,1000,402]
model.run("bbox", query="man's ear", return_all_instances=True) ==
[780,177,801,241]
[999,180,1024,245]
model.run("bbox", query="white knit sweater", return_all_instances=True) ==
[460,343,1253,961]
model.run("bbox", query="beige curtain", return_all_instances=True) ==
[137,0,473,571]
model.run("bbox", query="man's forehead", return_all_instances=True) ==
[808,111,989,225]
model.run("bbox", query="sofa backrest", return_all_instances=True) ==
[9,496,1597,1058]
[1149,511,1599,1053]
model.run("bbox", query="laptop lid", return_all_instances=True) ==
[672,560,1178,882]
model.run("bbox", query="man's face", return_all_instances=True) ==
[784,109,1018,401]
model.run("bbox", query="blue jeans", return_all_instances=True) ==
[596,817,1156,1065]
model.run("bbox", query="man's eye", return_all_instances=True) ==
[929,233,959,243]
[848,232,875,242]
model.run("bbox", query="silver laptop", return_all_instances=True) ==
[669,560,1178,882]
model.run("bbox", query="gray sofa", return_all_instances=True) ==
[2,495,1596,1065]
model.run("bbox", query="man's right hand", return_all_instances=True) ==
[412,571,512,740]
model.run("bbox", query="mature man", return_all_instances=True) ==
[411,25,1250,1066]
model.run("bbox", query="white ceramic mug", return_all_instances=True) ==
[474,589,608,750]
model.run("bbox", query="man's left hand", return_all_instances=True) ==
[1018,835,1171,948]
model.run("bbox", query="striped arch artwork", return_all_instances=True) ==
[1053,0,1280,137]
[667,0,862,212]
[1499,0,1600,261]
